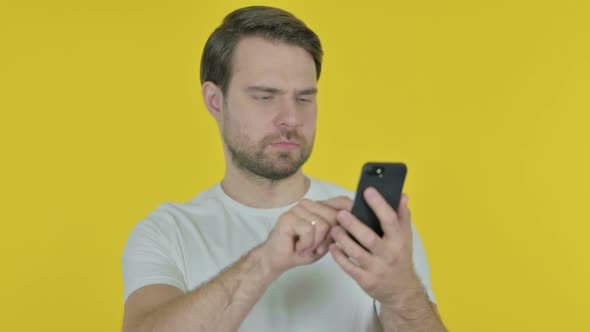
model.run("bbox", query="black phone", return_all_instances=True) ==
[350,162,407,239]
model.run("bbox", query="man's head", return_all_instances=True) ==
[200,6,323,181]
[200,6,323,95]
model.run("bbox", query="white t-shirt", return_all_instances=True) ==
[122,176,436,332]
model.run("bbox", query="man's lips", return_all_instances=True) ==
[269,141,300,149]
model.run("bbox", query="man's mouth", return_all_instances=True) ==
[269,141,300,149]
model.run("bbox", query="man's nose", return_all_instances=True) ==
[274,98,300,128]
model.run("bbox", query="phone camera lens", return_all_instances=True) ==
[365,165,385,176]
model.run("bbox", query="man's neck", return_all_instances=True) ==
[220,167,310,209]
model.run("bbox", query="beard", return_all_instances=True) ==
[223,125,314,181]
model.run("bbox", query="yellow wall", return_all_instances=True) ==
[1,1,589,331]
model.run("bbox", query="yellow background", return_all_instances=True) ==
[1,0,589,331]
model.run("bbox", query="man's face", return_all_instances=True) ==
[221,37,318,181]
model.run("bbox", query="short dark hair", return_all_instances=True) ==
[200,6,323,94]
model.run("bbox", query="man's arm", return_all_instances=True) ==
[122,197,351,332]
[123,244,275,332]
[377,289,446,331]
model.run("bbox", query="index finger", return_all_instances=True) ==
[299,199,341,227]
[320,195,353,211]
[363,187,400,237]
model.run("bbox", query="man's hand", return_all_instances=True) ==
[329,187,424,305]
[261,196,352,277]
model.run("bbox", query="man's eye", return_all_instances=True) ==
[297,98,311,103]
[255,95,274,100]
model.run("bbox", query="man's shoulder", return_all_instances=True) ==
[135,184,224,231]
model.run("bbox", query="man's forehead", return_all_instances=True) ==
[231,37,315,72]
[229,36,317,90]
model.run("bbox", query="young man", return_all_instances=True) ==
[122,6,446,332]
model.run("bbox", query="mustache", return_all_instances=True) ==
[261,129,305,145]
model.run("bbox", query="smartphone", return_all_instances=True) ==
[350,162,407,239]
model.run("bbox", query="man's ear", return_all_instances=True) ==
[202,81,224,120]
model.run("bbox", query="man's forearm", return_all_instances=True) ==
[379,289,447,332]
[134,245,277,332]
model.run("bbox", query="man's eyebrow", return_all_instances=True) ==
[296,88,318,95]
[245,86,285,94]
[244,86,318,95]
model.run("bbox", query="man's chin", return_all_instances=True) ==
[266,162,299,174]
[252,148,310,179]
[258,158,303,179]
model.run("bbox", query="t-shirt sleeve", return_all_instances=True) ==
[410,223,437,304]
[121,217,187,302]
